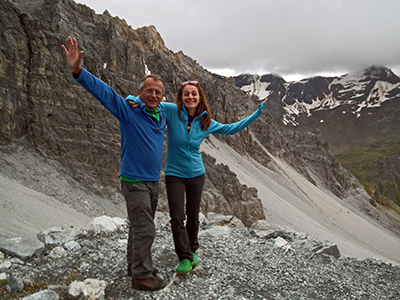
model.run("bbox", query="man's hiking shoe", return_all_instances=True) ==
[176,259,193,275]
[131,275,163,291]
[192,253,199,267]
[127,265,158,277]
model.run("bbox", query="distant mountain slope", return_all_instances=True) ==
[233,67,400,207]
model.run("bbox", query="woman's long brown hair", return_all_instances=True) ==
[175,82,211,130]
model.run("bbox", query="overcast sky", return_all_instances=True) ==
[77,0,400,81]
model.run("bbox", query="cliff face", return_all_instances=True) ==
[0,0,368,225]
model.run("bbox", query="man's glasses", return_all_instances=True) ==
[181,81,199,86]
[143,89,163,97]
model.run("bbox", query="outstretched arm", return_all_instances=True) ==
[61,36,83,76]
[211,98,268,135]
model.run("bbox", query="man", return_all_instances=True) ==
[62,36,166,291]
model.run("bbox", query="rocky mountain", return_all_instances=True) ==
[1,0,365,219]
[1,0,400,298]
[1,0,400,264]
[233,66,400,208]
[0,0,265,226]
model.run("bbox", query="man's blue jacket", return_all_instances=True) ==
[75,68,166,181]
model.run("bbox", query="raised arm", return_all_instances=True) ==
[61,36,83,76]
[62,37,128,120]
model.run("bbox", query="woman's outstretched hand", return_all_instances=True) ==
[128,100,139,108]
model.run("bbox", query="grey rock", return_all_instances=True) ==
[64,241,81,251]
[80,240,94,248]
[8,257,25,265]
[37,226,81,245]
[0,237,44,261]
[48,246,67,259]
[311,241,341,259]
[0,261,11,273]
[198,225,232,238]
[263,230,294,241]
[22,276,34,288]
[203,212,245,229]
[22,289,59,300]
[7,275,24,292]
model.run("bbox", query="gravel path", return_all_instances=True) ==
[2,216,399,299]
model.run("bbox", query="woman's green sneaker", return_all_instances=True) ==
[176,259,193,275]
[192,253,199,267]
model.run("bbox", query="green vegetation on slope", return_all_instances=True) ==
[336,136,400,209]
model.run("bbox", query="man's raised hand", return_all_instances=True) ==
[61,36,83,76]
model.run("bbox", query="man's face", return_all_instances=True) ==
[138,78,164,109]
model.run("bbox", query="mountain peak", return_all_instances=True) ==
[235,66,400,125]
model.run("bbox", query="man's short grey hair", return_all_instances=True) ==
[139,74,165,92]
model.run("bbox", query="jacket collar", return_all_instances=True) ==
[181,104,207,119]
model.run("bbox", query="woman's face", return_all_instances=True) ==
[182,84,200,115]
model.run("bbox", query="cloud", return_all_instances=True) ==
[77,0,400,79]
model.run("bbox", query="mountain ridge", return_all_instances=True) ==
[232,66,400,207]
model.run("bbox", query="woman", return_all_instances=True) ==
[128,80,267,275]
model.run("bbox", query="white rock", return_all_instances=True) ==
[0,272,6,280]
[89,216,127,234]
[111,217,127,228]
[22,289,59,300]
[274,237,288,249]
[199,225,231,238]
[68,278,107,300]
[199,212,206,225]
[37,226,80,245]
[68,281,86,298]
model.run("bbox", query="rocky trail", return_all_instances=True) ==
[1,214,399,299]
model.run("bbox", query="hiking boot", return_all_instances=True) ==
[131,275,163,291]
[176,259,193,275]
[192,253,199,267]
[127,265,158,277]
